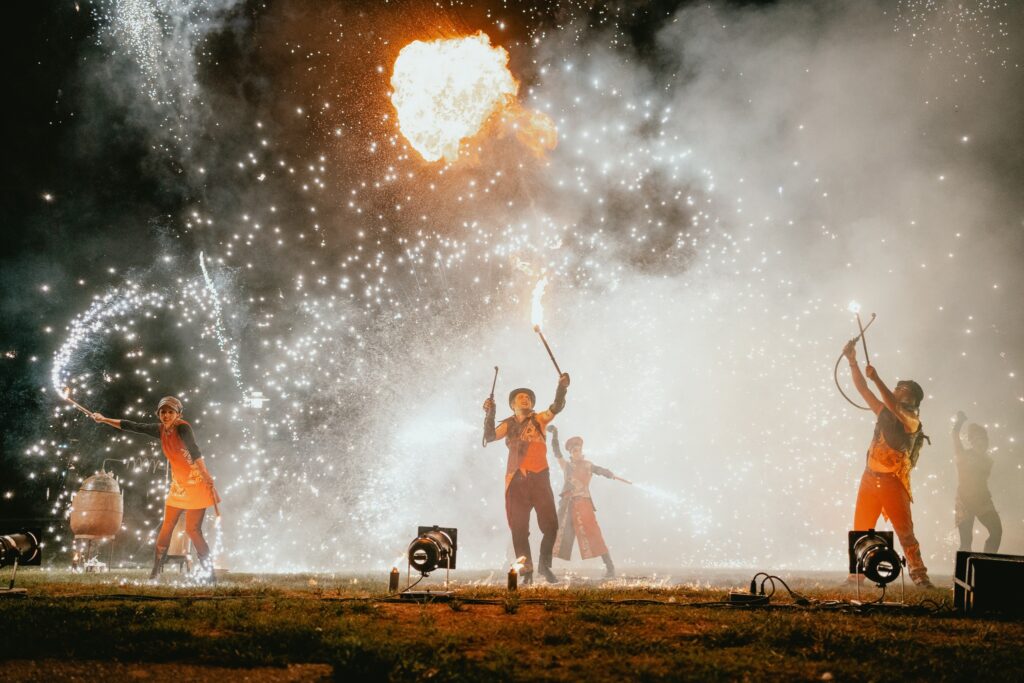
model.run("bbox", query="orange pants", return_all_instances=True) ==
[854,469,927,580]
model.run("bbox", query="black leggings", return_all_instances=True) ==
[958,510,1002,554]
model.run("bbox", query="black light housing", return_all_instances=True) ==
[408,526,457,575]
[0,530,41,568]
[849,529,902,586]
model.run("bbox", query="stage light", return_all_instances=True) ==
[399,526,457,600]
[849,530,902,586]
[0,529,41,597]
[0,530,41,569]
[407,526,457,576]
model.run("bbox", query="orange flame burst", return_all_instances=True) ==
[390,32,557,163]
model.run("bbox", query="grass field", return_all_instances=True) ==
[1,568,1021,681]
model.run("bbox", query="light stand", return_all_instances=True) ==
[400,525,458,601]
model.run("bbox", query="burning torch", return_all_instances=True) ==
[61,386,94,418]
[531,275,564,378]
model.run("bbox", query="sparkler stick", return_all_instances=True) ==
[855,312,874,362]
[613,475,633,485]
[62,387,94,418]
[532,325,562,377]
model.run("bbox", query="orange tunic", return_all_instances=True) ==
[500,412,553,489]
[159,419,219,510]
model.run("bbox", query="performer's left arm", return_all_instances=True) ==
[548,425,564,459]
[592,465,615,479]
[865,365,920,432]
[537,373,570,422]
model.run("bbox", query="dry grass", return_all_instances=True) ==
[1,569,1021,681]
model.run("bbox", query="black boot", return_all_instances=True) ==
[196,555,216,585]
[538,546,558,583]
[149,546,168,580]
[602,553,616,579]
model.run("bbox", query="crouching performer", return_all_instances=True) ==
[93,396,220,580]
[843,341,933,587]
[549,426,626,578]
[483,373,570,584]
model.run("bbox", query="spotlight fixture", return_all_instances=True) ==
[848,529,905,604]
[400,525,457,600]
[408,526,457,575]
[0,529,42,597]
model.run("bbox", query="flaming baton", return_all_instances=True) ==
[531,276,563,377]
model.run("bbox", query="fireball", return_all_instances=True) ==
[390,32,556,163]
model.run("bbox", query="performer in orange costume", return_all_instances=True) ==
[548,426,626,578]
[843,341,933,587]
[93,396,219,580]
[483,373,570,584]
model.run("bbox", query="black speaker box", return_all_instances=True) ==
[953,551,1024,617]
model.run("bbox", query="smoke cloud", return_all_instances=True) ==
[38,0,1023,574]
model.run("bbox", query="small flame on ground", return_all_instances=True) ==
[511,555,527,572]
[531,275,549,329]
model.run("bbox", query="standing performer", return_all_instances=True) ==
[843,340,933,587]
[483,373,570,584]
[952,411,1002,553]
[92,396,219,580]
[548,426,623,578]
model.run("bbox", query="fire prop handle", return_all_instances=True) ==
[856,312,871,362]
[532,325,563,377]
[62,387,94,418]
[482,366,499,447]
[833,312,878,411]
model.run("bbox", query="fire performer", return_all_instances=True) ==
[843,341,933,587]
[548,426,625,578]
[952,411,1002,553]
[483,373,570,584]
[92,396,220,580]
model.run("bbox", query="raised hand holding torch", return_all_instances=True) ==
[482,366,498,447]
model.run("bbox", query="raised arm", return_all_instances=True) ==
[951,411,967,459]
[865,364,920,432]
[548,425,563,459]
[482,398,508,444]
[843,341,884,415]
[537,373,570,422]
[92,413,161,439]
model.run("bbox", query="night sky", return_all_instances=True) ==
[2,0,1022,572]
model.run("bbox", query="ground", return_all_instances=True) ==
[1,568,1021,681]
